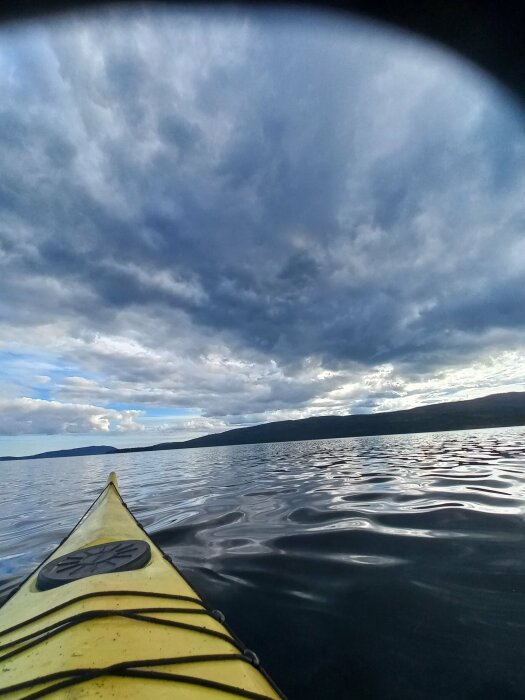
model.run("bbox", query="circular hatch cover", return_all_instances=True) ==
[37,539,151,591]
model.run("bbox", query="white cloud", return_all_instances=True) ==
[0,398,144,435]
[0,8,524,449]
[34,375,51,384]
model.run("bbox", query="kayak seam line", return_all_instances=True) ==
[0,590,205,638]
[0,609,242,664]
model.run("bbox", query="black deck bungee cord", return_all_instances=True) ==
[0,601,276,698]
[0,653,246,693]
[0,607,243,664]
[0,589,206,638]
[0,657,277,700]
[0,605,215,651]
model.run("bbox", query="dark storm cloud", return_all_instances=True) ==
[0,8,524,437]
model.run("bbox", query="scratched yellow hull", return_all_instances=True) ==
[0,473,283,699]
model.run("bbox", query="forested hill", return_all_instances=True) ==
[0,445,117,462]
[2,392,524,462]
[118,391,525,454]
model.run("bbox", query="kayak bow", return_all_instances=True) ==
[0,472,285,699]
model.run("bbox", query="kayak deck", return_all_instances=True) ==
[0,473,284,699]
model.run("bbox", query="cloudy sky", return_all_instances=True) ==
[0,6,524,456]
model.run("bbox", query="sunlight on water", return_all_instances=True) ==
[1,426,525,698]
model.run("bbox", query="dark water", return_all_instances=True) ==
[2,427,525,698]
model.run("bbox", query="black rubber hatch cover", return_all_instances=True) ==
[36,539,151,591]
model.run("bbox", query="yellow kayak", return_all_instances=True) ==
[0,472,285,699]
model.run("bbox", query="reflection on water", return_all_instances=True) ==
[2,426,525,698]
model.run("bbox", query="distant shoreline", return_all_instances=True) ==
[2,391,525,463]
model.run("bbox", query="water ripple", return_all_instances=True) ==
[1,426,525,698]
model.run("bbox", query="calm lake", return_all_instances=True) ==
[2,426,525,698]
